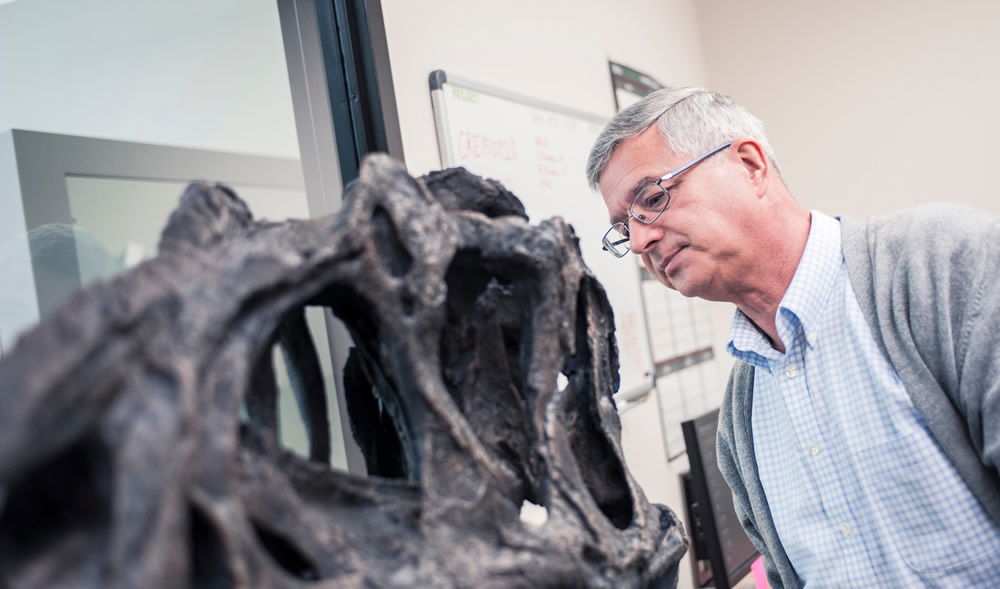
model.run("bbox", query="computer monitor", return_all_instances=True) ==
[0,129,309,353]
[681,408,758,588]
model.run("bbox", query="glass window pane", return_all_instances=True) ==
[0,0,349,469]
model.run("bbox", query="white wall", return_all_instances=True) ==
[381,3,717,586]
[383,0,708,176]
[695,0,1000,218]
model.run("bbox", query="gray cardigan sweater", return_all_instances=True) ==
[716,204,1000,588]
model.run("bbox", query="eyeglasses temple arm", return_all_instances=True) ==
[601,236,629,253]
[657,141,733,183]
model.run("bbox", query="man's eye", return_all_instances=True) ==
[636,187,664,211]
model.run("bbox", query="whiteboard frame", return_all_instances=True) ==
[430,70,609,166]
[428,70,655,402]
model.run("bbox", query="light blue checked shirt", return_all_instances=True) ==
[727,211,1000,586]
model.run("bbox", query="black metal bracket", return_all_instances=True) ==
[315,0,404,184]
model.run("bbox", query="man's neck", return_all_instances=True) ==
[742,309,786,353]
[735,211,813,353]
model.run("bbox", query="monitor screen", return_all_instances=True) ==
[0,129,308,351]
[681,408,758,588]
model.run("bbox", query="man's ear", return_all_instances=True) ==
[731,137,769,193]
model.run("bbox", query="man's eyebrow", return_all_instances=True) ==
[627,176,658,199]
[608,176,659,223]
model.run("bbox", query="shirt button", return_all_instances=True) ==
[839,524,853,537]
[785,365,798,378]
[809,444,821,456]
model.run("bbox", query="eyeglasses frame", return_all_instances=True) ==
[601,141,733,258]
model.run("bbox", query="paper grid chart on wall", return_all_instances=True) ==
[429,70,655,400]
[643,281,727,458]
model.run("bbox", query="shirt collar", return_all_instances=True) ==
[727,211,843,365]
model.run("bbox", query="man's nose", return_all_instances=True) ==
[628,220,662,255]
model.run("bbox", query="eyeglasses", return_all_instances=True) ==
[601,142,732,258]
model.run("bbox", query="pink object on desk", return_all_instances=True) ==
[750,555,769,588]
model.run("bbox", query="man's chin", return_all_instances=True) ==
[667,272,705,299]
[653,265,703,298]
[673,283,696,298]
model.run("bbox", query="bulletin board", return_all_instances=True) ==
[429,70,654,400]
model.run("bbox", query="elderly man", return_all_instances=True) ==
[586,87,1000,587]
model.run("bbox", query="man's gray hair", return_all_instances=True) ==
[586,87,779,190]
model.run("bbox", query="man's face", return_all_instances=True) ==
[598,127,758,302]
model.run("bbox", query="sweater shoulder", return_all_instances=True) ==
[844,203,997,254]
[842,203,999,283]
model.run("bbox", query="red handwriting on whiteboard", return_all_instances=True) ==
[535,136,566,182]
[457,130,518,162]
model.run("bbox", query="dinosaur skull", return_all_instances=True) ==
[0,154,686,588]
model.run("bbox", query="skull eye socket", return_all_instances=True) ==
[0,432,111,583]
[251,519,321,582]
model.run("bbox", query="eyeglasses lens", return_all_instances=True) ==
[602,223,630,257]
[630,183,668,223]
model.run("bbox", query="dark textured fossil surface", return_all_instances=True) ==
[0,155,686,588]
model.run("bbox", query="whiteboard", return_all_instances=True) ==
[429,70,654,400]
